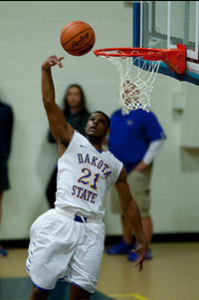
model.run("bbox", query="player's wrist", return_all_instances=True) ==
[41,64,51,71]
[135,230,147,245]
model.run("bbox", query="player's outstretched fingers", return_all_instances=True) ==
[132,243,147,272]
[49,56,65,68]
[57,56,65,68]
[42,56,65,70]
[134,255,144,272]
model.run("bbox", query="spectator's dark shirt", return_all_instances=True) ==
[48,110,90,143]
[0,101,13,160]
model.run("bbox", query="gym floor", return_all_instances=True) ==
[0,243,199,300]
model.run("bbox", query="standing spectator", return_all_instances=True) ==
[0,100,13,256]
[106,108,166,261]
[46,84,90,208]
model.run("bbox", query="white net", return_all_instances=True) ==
[103,53,161,114]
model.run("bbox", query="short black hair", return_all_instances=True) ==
[91,111,111,128]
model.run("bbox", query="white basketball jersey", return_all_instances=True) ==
[55,131,123,218]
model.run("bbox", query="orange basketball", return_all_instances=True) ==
[60,21,95,56]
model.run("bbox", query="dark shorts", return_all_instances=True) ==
[0,160,10,192]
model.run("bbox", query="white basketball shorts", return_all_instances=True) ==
[26,208,105,294]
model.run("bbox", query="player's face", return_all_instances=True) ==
[85,113,109,138]
[66,87,82,109]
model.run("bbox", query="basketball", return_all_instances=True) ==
[60,21,95,56]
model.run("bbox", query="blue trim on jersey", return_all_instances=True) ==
[26,268,54,292]
[71,281,94,295]
[32,281,54,292]
[96,149,103,153]
[59,275,69,281]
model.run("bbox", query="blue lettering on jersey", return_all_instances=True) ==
[71,185,97,204]
[77,153,112,178]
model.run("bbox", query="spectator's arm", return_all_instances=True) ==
[133,139,164,171]
[142,139,165,165]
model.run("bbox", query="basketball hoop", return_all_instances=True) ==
[94,44,186,114]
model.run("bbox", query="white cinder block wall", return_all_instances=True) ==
[0,1,198,240]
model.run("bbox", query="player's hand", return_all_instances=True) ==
[42,55,65,70]
[132,242,147,271]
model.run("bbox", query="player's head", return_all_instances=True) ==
[85,111,110,141]
[91,111,111,128]
[63,84,87,114]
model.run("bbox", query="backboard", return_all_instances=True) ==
[133,1,199,85]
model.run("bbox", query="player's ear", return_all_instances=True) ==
[106,128,110,136]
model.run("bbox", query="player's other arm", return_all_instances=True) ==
[41,55,74,148]
[115,167,147,271]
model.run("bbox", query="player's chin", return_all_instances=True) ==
[86,131,98,138]
[86,129,98,136]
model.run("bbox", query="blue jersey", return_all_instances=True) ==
[109,109,166,173]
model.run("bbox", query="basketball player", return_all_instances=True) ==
[26,55,147,300]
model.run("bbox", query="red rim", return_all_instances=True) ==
[93,47,165,60]
[93,44,186,74]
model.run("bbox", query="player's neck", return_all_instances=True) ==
[92,143,103,151]
[86,135,104,151]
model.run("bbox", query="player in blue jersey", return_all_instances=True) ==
[27,56,147,300]
[106,107,166,261]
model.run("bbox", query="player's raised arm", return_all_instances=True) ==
[41,55,74,149]
[115,167,147,271]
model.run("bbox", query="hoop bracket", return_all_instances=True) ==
[161,44,186,74]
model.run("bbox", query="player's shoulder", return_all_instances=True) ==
[108,151,123,175]
[73,130,88,143]
[65,131,90,154]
